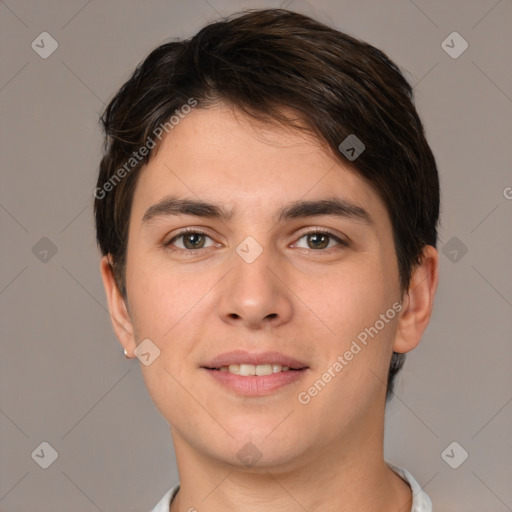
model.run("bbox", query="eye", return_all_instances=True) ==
[165,229,216,252]
[293,229,348,250]
[164,228,349,255]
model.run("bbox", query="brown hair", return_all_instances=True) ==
[94,8,439,398]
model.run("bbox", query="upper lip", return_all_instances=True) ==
[202,350,309,370]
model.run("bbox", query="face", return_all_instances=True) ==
[114,104,407,470]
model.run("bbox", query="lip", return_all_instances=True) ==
[203,367,309,396]
[201,350,310,397]
[202,350,308,370]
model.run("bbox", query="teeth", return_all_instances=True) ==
[222,364,291,376]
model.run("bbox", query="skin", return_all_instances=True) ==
[100,103,438,512]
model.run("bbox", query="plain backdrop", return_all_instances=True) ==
[1,0,511,511]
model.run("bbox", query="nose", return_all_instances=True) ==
[216,245,294,330]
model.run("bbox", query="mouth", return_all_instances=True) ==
[205,363,302,376]
[201,351,309,396]
[201,350,308,373]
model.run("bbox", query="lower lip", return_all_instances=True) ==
[203,368,308,396]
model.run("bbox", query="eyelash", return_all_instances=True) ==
[164,227,349,255]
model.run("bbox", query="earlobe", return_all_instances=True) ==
[393,245,439,354]
[99,255,137,358]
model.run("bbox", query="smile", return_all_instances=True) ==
[214,363,292,376]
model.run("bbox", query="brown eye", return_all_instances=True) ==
[294,230,348,251]
[307,232,330,249]
[181,232,206,249]
[165,229,215,252]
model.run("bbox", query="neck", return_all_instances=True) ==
[169,414,412,512]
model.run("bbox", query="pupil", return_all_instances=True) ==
[309,233,328,249]
[186,233,203,249]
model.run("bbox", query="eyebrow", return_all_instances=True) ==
[141,195,373,226]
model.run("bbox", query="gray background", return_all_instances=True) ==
[1,0,511,510]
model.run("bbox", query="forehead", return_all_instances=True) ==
[130,104,389,225]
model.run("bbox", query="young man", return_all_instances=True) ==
[95,8,439,512]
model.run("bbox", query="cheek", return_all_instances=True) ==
[125,255,219,373]
[125,250,187,335]
[129,263,201,421]
[303,259,393,341]
[298,258,400,401]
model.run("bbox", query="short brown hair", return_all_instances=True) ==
[94,8,439,398]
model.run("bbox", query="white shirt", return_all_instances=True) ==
[149,463,432,512]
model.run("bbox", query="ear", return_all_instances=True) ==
[393,245,439,354]
[99,255,137,358]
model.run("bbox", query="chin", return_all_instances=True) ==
[210,430,304,470]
